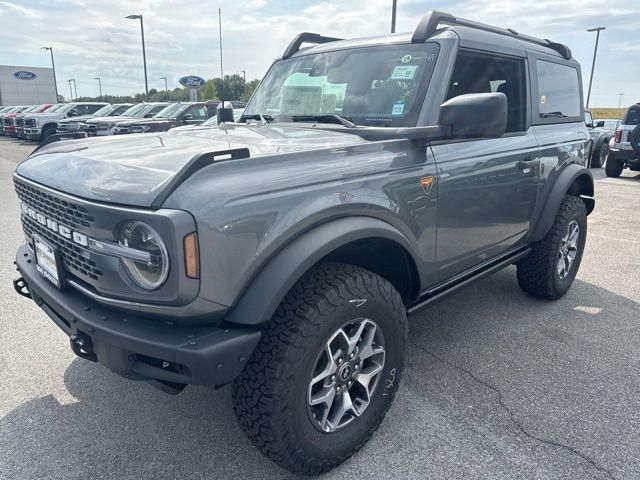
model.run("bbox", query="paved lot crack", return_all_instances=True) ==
[410,342,617,480]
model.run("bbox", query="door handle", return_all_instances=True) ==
[517,158,536,174]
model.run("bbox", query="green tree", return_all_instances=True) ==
[241,79,260,102]
[200,79,218,101]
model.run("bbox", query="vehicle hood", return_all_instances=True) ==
[15,123,366,207]
[27,112,64,121]
[117,118,176,127]
[59,115,96,123]
[85,115,133,124]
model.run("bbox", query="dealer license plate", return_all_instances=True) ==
[33,235,61,288]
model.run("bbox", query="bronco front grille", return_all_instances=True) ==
[14,179,95,229]
[14,179,103,280]
[22,215,104,280]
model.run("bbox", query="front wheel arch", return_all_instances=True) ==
[224,217,421,326]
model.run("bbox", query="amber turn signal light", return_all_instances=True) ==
[184,232,199,279]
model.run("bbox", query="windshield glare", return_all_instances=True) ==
[154,103,188,119]
[120,103,147,117]
[93,104,118,116]
[56,103,77,114]
[244,43,439,127]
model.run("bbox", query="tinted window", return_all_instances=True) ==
[536,61,581,119]
[446,51,526,133]
[624,108,640,126]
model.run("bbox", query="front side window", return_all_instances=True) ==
[155,103,188,119]
[184,105,208,120]
[584,111,593,126]
[536,60,581,119]
[244,43,440,127]
[445,51,526,133]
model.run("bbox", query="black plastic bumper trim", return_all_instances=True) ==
[14,244,261,387]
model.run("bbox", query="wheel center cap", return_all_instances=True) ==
[339,363,353,382]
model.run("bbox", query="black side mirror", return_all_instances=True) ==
[438,93,507,139]
[585,122,594,128]
[144,112,155,118]
[217,101,235,125]
[182,113,193,122]
[67,109,79,118]
[595,120,605,128]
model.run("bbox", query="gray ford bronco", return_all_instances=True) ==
[12,11,594,475]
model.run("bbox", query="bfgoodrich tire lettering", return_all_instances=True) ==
[517,195,587,300]
[231,262,408,475]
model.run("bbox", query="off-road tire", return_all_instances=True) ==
[232,262,408,475]
[605,155,623,177]
[517,195,587,300]
[591,140,608,168]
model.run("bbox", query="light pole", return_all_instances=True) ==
[40,47,59,102]
[160,76,168,100]
[126,14,149,97]
[391,0,397,33]
[585,26,605,109]
[618,93,624,108]
[94,77,102,100]
[67,79,75,101]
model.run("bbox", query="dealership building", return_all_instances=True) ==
[0,65,57,106]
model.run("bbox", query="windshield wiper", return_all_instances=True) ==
[241,114,273,123]
[291,114,356,128]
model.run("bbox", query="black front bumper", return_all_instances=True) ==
[14,243,260,391]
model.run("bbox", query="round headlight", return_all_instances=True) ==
[118,221,169,290]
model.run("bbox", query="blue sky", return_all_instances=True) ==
[0,0,637,107]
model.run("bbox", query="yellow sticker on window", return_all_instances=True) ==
[540,95,547,105]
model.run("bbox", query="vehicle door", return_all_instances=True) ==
[430,50,540,282]
[528,54,590,220]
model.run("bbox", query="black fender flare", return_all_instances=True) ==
[530,164,594,242]
[224,216,420,326]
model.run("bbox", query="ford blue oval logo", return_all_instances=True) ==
[179,75,206,88]
[14,71,37,80]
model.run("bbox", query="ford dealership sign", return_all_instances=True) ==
[14,71,37,80]
[179,75,206,88]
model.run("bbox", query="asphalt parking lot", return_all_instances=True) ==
[0,136,639,480]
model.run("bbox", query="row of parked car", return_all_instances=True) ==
[0,100,246,142]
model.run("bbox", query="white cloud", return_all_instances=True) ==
[247,0,266,8]
[0,1,42,18]
[0,0,637,106]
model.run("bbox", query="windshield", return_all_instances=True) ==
[120,103,147,117]
[244,43,439,127]
[154,103,188,119]
[93,104,118,117]
[56,103,77,114]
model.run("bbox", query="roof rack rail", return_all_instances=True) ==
[282,32,342,59]
[411,10,572,60]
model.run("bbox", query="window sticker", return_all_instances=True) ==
[401,54,412,63]
[540,95,547,105]
[392,102,405,116]
[390,65,418,80]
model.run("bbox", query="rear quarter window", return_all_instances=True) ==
[624,108,640,126]
[536,60,581,119]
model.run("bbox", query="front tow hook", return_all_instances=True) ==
[13,277,32,299]
[70,333,98,362]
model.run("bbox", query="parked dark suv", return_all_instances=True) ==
[12,11,593,475]
[112,102,219,134]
